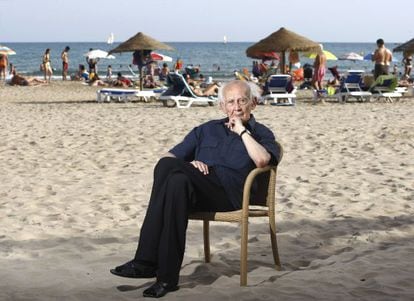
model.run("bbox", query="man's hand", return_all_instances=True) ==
[226,117,245,136]
[190,160,209,175]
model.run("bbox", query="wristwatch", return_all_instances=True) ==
[240,129,251,138]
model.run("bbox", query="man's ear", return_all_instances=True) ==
[251,97,258,109]
[219,101,226,113]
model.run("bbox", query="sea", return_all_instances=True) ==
[3,42,404,81]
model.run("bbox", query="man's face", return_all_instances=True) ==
[220,82,255,123]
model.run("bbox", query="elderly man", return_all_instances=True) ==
[110,80,280,298]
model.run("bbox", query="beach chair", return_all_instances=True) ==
[261,74,296,106]
[336,71,372,102]
[299,63,313,90]
[189,141,283,286]
[96,88,157,103]
[369,75,402,102]
[159,72,217,108]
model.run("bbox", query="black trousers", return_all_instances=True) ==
[133,157,236,285]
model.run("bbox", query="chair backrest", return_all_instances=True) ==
[341,72,364,92]
[250,141,283,207]
[162,72,196,97]
[267,75,292,94]
[347,70,364,75]
[303,64,313,80]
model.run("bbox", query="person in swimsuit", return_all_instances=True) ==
[10,69,47,86]
[42,48,53,83]
[402,51,412,79]
[61,46,70,80]
[372,39,392,79]
[0,53,9,80]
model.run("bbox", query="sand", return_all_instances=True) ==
[0,81,413,300]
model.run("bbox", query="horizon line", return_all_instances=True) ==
[2,41,399,44]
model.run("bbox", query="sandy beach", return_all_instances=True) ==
[0,81,413,300]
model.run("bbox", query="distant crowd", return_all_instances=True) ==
[1,40,412,96]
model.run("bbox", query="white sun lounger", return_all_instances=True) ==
[159,72,217,108]
[369,75,402,103]
[261,75,297,106]
[96,88,157,103]
[336,72,372,102]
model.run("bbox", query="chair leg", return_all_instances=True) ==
[203,220,211,263]
[269,215,281,270]
[240,219,248,286]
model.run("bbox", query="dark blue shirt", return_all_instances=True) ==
[169,115,279,209]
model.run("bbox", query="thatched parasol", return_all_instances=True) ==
[109,32,173,89]
[393,38,414,54]
[246,27,320,74]
[109,32,173,54]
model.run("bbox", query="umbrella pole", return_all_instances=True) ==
[281,51,286,74]
[139,66,143,90]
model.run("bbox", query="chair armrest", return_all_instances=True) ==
[241,165,277,212]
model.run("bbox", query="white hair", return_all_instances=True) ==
[218,80,262,104]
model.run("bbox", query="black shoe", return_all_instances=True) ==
[142,281,179,298]
[110,260,156,279]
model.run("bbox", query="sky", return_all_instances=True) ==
[1,0,413,43]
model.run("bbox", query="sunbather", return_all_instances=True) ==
[88,73,107,87]
[10,70,47,86]
[188,81,219,96]
[112,72,132,87]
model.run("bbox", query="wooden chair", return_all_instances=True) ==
[189,141,283,286]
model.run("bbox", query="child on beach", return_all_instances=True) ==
[106,65,112,80]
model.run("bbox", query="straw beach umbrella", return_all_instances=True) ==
[109,32,173,89]
[393,38,414,54]
[246,27,320,74]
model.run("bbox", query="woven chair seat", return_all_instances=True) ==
[189,141,283,286]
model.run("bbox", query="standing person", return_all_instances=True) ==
[174,58,183,71]
[106,65,112,80]
[402,51,412,79]
[0,52,8,80]
[372,38,392,79]
[61,46,70,80]
[159,63,169,81]
[110,80,280,298]
[86,48,99,74]
[42,48,53,83]
[312,44,327,93]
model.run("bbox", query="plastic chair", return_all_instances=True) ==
[189,141,283,286]
[261,75,296,106]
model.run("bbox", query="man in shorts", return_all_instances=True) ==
[61,46,70,80]
[372,39,392,79]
